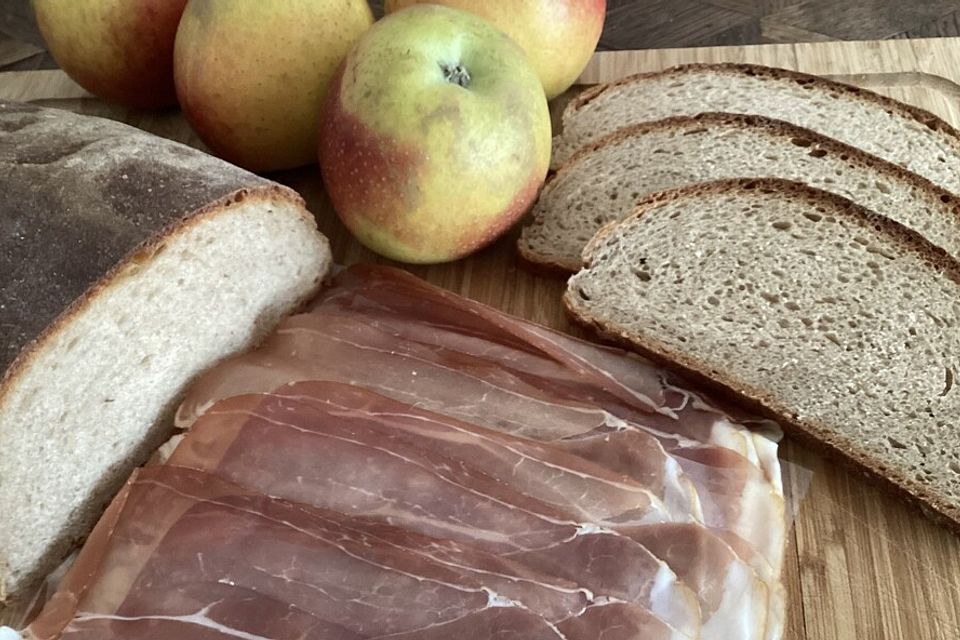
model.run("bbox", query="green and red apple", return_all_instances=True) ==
[174,0,373,172]
[32,0,188,108]
[319,5,552,264]
[385,0,606,99]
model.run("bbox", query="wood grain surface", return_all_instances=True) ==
[3,36,960,639]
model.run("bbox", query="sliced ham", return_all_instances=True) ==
[28,467,646,640]
[30,265,786,640]
[176,285,783,577]
[167,384,702,637]
[313,264,781,487]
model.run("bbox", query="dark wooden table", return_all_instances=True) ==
[4,0,960,72]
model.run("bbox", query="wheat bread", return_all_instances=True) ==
[565,178,960,531]
[551,63,960,197]
[522,113,960,272]
[0,101,332,601]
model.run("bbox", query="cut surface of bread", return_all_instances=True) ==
[522,113,960,271]
[552,63,960,197]
[0,102,332,601]
[565,178,960,531]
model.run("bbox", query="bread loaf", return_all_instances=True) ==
[565,178,960,532]
[0,101,332,601]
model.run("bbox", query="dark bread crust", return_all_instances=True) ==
[563,62,960,153]
[0,101,311,400]
[522,111,960,273]
[564,177,960,534]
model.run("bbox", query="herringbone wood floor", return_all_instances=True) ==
[3,0,960,72]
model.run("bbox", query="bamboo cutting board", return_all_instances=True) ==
[3,36,960,639]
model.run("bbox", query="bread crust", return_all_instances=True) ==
[564,177,960,534]
[522,111,960,272]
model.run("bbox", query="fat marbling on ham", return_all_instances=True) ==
[27,265,786,640]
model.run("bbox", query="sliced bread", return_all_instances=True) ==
[551,63,960,197]
[0,101,333,601]
[522,113,960,272]
[564,178,960,532]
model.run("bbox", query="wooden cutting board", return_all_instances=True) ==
[3,36,960,639]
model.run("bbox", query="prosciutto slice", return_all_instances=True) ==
[29,466,642,640]
[167,383,702,637]
[29,265,786,640]
[312,264,781,483]
[175,277,783,578]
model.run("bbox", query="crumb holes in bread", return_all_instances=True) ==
[771,221,791,231]
[942,367,955,397]
[790,137,812,148]
[808,148,827,158]
[632,267,652,282]
[887,436,908,450]
[803,212,823,223]
[941,194,952,204]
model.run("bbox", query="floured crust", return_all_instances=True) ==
[522,111,960,273]
[564,177,960,534]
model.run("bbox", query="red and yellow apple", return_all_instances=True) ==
[319,5,552,264]
[174,0,373,172]
[384,0,606,100]
[32,0,188,108]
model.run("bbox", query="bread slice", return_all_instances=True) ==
[551,63,960,197]
[564,178,960,533]
[522,113,960,272]
[0,101,332,601]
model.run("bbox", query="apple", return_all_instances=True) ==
[32,0,188,108]
[174,0,373,172]
[319,4,551,264]
[384,0,606,100]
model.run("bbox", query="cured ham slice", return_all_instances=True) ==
[313,264,781,485]
[176,291,782,575]
[29,265,786,640]
[174,312,700,513]
[183,381,687,524]
[167,383,702,637]
[28,466,692,640]
[558,603,691,640]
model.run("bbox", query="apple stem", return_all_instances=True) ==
[440,62,471,88]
